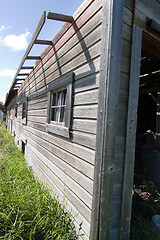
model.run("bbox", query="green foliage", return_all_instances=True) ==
[0,122,76,240]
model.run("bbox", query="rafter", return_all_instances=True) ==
[47,12,73,23]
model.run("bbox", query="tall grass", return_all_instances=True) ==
[0,122,77,240]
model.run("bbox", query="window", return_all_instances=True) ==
[22,98,28,125]
[51,87,67,124]
[22,102,27,119]
[46,73,74,138]
[15,105,17,118]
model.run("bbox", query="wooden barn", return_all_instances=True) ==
[4,0,160,239]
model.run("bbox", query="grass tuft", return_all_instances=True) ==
[0,122,77,239]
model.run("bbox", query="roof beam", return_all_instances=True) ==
[9,11,46,92]
[26,56,41,60]
[21,66,34,70]
[35,39,53,45]
[17,73,29,76]
[47,12,73,23]
[15,78,25,81]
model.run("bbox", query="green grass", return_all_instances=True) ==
[0,122,77,240]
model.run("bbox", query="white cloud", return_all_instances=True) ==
[0,69,16,78]
[0,25,10,32]
[2,31,31,51]
[0,96,5,103]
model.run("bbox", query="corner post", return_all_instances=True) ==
[90,0,124,239]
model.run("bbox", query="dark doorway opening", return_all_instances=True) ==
[131,48,160,239]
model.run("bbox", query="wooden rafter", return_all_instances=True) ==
[17,73,29,76]
[21,66,34,70]
[15,78,25,81]
[26,56,41,60]
[35,39,53,45]
[47,12,73,23]
[9,11,46,92]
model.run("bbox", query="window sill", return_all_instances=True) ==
[22,118,27,125]
[46,123,70,138]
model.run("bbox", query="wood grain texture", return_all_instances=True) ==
[90,0,124,239]
[120,26,142,240]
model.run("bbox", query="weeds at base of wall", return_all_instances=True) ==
[0,121,77,240]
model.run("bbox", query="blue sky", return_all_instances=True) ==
[0,0,84,103]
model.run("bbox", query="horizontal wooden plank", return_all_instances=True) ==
[124,0,134,11]
[63,195,91,237]
[27,116,46,124]
[37,0,102,70]
[27,145,64,192]
[73,119,97,134]
[29,95,47,105]
[26,148,91,238]
[123,7,132,27]
[74,89,98,106]
[35,41,101,92]
[25,56,100,100]
[74,72,99,93]
[27,142,92,223]
[26,16,102,94]
[27,122,46,132]
[24,128,94,179]
[20,3,102,93]
[28,109,47,117]
[25,35,101,94]
[25,125,95,164]
[64,186,91,223]
[72,131,96,150]
[27,140,93,208]
[73,105,97,119]
[28,101,47,110]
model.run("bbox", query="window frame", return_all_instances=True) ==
[22,97,28,125]
[50,86,67,125]
[15,105,18,118]
[46,72,74,138]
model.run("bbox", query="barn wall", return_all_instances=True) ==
[6,0,102,238]
[6,0,160,239]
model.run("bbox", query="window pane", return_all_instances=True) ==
[22,102,26,119]
[60,107,66,122]
[51,88,67,123]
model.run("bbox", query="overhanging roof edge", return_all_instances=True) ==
[9,11,46,92]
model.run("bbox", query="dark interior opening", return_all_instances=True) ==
[135,50,160,175]
[131,48,160,239]
[22,141,25,154]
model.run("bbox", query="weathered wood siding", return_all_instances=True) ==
[109,3,134,239]
[6,0,102,238]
